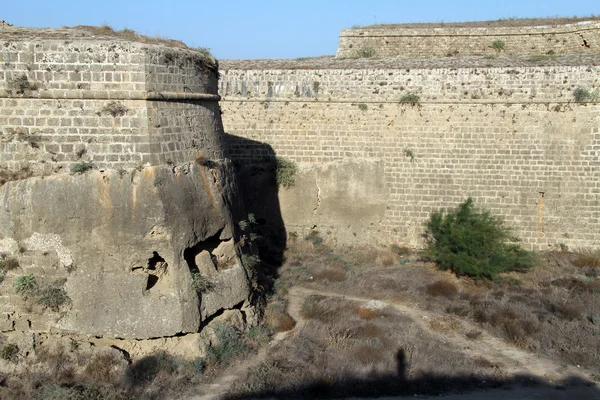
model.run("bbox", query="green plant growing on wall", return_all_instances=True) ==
[102,101,128,117]
[421,198,537,280]
[70,162,94,175]
[356,46,375,58]
[0,257,19,271]
[357,103,368,111]
[491,40,505,52]
[400,93,420,106]
[194,47,213,57]
[13,274,38,299]
[204,323,246,367]
[573,87,595,103]
[7,74,38,95]
[36,282,70,311]
[276,157,297,189]
[312,81,320,93]
[0,344,19,363]
[239,213,260,241]
[191,272,213,292]
[403,148,415,162]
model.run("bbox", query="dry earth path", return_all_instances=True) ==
[183,286,600,400]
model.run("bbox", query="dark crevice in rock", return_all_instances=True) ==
[145,275,159,291]
[183,229,224,273]
[147,251,165,270]
[110,345,132,365]
[131,251,169,292]
[199,299,245,331]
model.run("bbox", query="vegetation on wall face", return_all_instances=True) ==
[399,93,420,106]
[573,87,596,103]
[70,162,94,175]
[275,157,297,189]
[421,197,537,280]
[6,74,39,96]
[491,40,505,51]
[355,46,375,58]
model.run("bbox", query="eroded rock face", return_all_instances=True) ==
[0,161,253,340]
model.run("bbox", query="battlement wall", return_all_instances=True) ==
[220,61,600,249]
[0,29,223,179]
[337,20,600,58]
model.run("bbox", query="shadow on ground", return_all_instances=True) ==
[223,348,600,399]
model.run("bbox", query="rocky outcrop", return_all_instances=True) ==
[0,161,255,340]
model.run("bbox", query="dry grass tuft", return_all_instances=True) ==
[313,265,348,282]
[426,280,458,298]
[82,350,128,386]
[265,307,296,332]
[428,316,462,334]
[549,301,582,321]
[353,306,382,320]
[465,330,483,340]
[301,296,342,322]
[353,323,384,339]
[573,248,600,268]
[352,344,385,365]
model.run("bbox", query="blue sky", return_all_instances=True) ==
[3,1,599,59]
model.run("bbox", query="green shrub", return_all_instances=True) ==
[275,157,297,189]
[70,162,94,175]
[304,230,324,246]
[191,272,213,292]
[400,93,420,106]
[357,103,368,111]
[491,40,505,51]
[7,74,38,95]
[573,87,593,103]
[102,101,128,117]
[14,274,38,298]
[421,198,537,279]
[356,46,375,58]
[0,257,19,271]
[36,282,70,311]
[194,46,213,57]
[0,343,19,363]
[205,324,246,367]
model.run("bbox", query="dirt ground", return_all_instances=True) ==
[183,239,600,400]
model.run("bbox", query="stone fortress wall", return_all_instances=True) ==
[219,19,600,250]
[0,26,255,355]
[0,27,224,179]
[337,19,600,58]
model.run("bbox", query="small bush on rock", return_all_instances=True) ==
[275,157,297,188]
[36,282,70,311]
[205,324,246,368]
[13,274,38,298]
[0,344,19,363]
[421,198,536,279]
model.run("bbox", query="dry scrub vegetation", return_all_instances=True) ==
[225,231,600,398]
[0,323,271,400]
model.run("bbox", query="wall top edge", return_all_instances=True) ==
[340,20,600,36]
[0,26,205,54]
[220,55,600,72]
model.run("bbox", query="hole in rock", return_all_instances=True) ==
[145,275,159,291]
[183,229,223,273]
[147,251,165,270]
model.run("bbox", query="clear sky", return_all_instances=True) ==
[3,1,599,59]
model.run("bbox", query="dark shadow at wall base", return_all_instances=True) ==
[224,132,287,294]
[224,371,599,400]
